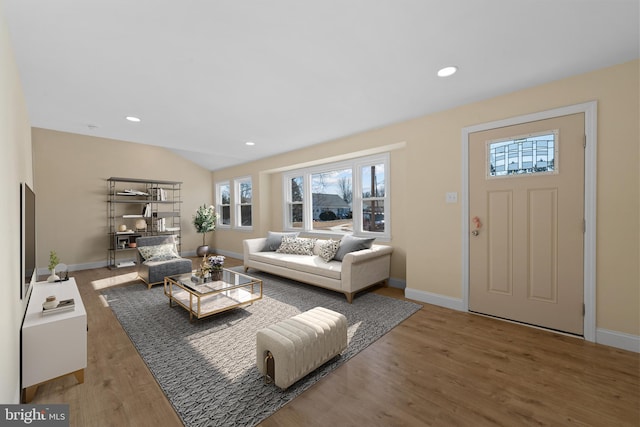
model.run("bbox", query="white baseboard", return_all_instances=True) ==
[211,248,243,260]
[404,287,465,311]
[596,328,640,353]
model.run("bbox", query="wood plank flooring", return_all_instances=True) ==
[28,257,639,426]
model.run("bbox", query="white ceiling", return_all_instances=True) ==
[4,1,639,171]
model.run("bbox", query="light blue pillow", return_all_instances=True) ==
[264,231,299,251]
[333,235,376,261]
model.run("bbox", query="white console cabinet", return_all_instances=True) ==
[21,278,87,402]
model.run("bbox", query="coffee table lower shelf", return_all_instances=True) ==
[164,270,262,322]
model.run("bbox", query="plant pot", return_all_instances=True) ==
[196,245,209,257]
[211,269,223,281]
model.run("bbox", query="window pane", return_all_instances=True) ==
[362,164,385,198]
[311,169,352,232]
[489,133,556,177]
[288,203,303,228]
[220,184,230,204]
[221,206,230,225]
[240,182,252,204]
[291,177,303,202]
[362,200,385,232]
[240,205,252,226]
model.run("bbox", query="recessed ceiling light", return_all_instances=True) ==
[245,141,255,146]
[437,66,458,77]
[125,116,141,122]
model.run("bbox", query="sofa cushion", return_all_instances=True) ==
[264,231,300,251]
[318,239,341,262]
[249,251,342,280]
[277,236,317,255]
[249,251,289,268]
[333,235,376,261]
[283,256,342,280]
[138,243,180,262]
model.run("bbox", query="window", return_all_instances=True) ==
[488,130,558,178]
[287,176,304,229]
[361,163,385,232]
[216,182,231,227]
[235,177,252,228]
[283,153,390,239]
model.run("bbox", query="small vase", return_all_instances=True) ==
[211,269,223,281]
[47,268,60,283]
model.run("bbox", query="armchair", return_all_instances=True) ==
[136,235,192,289]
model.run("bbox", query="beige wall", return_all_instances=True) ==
[405,60,639,336]
[213,60,639,337]
[0,0,33,403]
[32,129,214,270]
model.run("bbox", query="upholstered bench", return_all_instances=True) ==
[256,307,347,389]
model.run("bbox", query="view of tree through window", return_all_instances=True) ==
[283,154,390,237]
[237,179,252,227]
[218,183,230,225]
[362,163,385,232]
[288,176,303,228]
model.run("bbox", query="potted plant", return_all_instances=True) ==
[47,250,60,282]
[193,205,216,256]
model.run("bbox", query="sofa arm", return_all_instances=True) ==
[342,244,393,264]
[243,238,267,265]
[341,244,393,295]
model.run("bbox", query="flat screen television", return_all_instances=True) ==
[20,182,36,299]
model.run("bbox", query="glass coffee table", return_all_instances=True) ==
[164,269,262,322]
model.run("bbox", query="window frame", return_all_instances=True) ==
[282,153,390,240]
[215,181,231,229]
[234,176,253,230]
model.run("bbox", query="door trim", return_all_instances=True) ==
[461,101,597,342]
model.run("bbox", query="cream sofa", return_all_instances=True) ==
[243,236,393,303]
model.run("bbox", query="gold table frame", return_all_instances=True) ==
[164,269,262,322]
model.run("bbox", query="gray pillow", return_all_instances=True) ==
[264,231,299,251]
[333,235,376,261]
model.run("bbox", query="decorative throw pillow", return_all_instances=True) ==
[264,231,300,251]
[138,244,180,262]
[276,236,317,255]
[333,235,376,261]
[318,239,341,262]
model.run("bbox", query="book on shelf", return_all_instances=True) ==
[42,298,75,315]
[142,203,152,217]
[118,189,149,196]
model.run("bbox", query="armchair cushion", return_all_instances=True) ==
[138,244,180,262]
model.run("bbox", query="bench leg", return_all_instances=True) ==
[264,351,274,384]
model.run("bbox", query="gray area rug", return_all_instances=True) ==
[102,270,421,427]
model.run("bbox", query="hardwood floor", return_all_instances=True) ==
[29,257,639,426]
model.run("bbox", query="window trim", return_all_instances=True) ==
[215,181,231,229]
[282,153,390,240]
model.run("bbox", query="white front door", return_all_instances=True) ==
[468,113,585,335]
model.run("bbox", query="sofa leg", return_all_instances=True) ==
[345,292,354,304]
[244,266,249,273]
